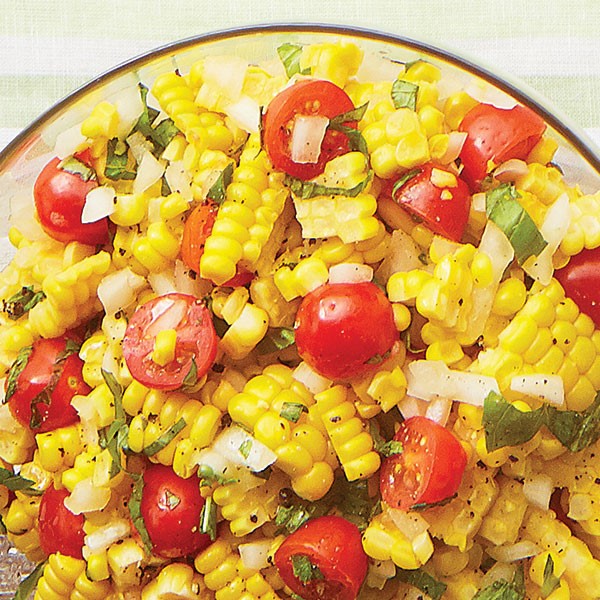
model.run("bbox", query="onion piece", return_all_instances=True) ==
[212,426,277,473]
[146,296,187,337]
[84,519,131,555]
[201,55,248,102]
[568,493,594,521]
[81,185,116,223]
[293,361,332,394]
[523,473,554,510]
[376,229,425,283]
[437,131,468,164]
[509,374,564,406]
[97,268,147,316]
[424,396,453,427]
[54,124,87,159]
[493,158,529,182]
[126,130,154,165]
[472,192,487,213]
[224,95,261,134]
[397,394,428,420]
[164,160,193,202]
[133,150,165,195]
[0,404,20,434]
[406,360,500,406]
[64,478,111,515]
[522,192,570,285]
[355,53,403,82]
[114,85,145,139]
[464,80,518,110]
[486,540,540,563]
[238,539,274,570]
[328,263,373,284]
[387,508,430,540]
[290,114,329,164]
[148,270,177,296]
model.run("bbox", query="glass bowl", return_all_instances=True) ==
[1,23,600,598]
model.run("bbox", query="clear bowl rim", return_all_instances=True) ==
[1,21,600,176]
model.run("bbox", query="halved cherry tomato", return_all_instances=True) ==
[274,515,368,600]
[5,337,88,433]
[180,200,219,273]
[391,162,471,242]
[263,79,356,180]
[458,102,546,190]
[555,246,600,328]
[140,463,212,558]
[33,156,109,245]
[122,292,217,391]
[380,416,467,511]
[38,485,85,559]
[294,282,398,380]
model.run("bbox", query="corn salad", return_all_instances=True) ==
[1,35,600,600]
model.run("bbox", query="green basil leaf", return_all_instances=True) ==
[198,464,238,487]
[472,564,526,600]
[370,421,403,457]
[134,83,160,139]
[329,103,369,126]
[256,327,296,354]
[207,162,234,204]
[541,555,561,598]
[391,79,419,111]
[275,504,314,534]
[5,345,33,402]
[328,103,369,155]
[486,183,547,264]
[128,473,153,554]
[0,466,43,495]
[394,568,447,600]
[152,118,179,150]
[143,418,186,456]
[285,169,372,199]
[58,156,97,181]
[280,402,308,423]
[102,369,125,421]
[391,167,422,198]
[13,560,48,600]
[277,43,310,78]
[180,359,199,393]
[2,286,46,320]
[411,494,457,511]
[199,496,218,541]
[546,391,600,452]
[104,137,136,181]
[291,554,324,583]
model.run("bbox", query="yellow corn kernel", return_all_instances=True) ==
[300,41,363,88]
[151,328,178,366]
[443,92,478,130]
[81,101,119,139]
[220,303,269,360]
[110,194,149,226]
[107,538,145,588]
[36,425,83,472]
[426,339,465,365]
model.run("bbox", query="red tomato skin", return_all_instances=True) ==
[34,157,109,245]
[380,416,468,511]
[6,337,88,433]
[140,464,212,558]
[459,103,546,190]
[392,162,471,242]
[180,200,219,273]
[274,515,368,600]
[554,247,600,328]
[294,282,399,380]
[38,485,85,559]
[263,79,356,180]
[122,293,218,391]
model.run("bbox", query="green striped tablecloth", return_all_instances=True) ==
[1,0,600,152]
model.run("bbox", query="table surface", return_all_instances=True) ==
[1,0,600,152]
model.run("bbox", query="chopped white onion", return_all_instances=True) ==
[397,394,428,420]
[376,228,425,283]
[201,55,248,102]
[328,262,373,284]
[114,85,145,139]
[487,540,540,563]
[146,295,187,337]
[463,81,518,110]
[224,95,261,134]
[174,260,213,296]
[522,192,570,285]
[81,185,116,223]
[493,158,530,182]
[437,131,468,164]
[290,114,329,164]
[472,192,487,213]
[54,124,87,159]
[387,508,430,540]
[84,519,131,555]
[126,130,155,165]
[461,221,514,345]
[238,539,273,570]
[212,426,277,472]
[523,473,554,510]
[509,374,564,406]
[292,361,332,394]
[64,478,111,515]
[133,150,165,195]
[164,160,193,202]
[0,404,20,434]
[406,360,500,406]
[568,493,594,521]
[424,396,453,427]
[148,270,177,296]
[97,268,147,316]
[355,53,403,82]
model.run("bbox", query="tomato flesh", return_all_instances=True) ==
[6,337,88,433]
[180,200,219,273]
[380,416,467,510]
[140,463,212,558]
[392,162,471,242]
[554,246,600,328]
[294,282,398,380]
[122,293,218,391]
[34,157,109,245]
[459,103,546,190]
[274,515,368,600]
[38,485,85,559]
[263,79,356,180]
